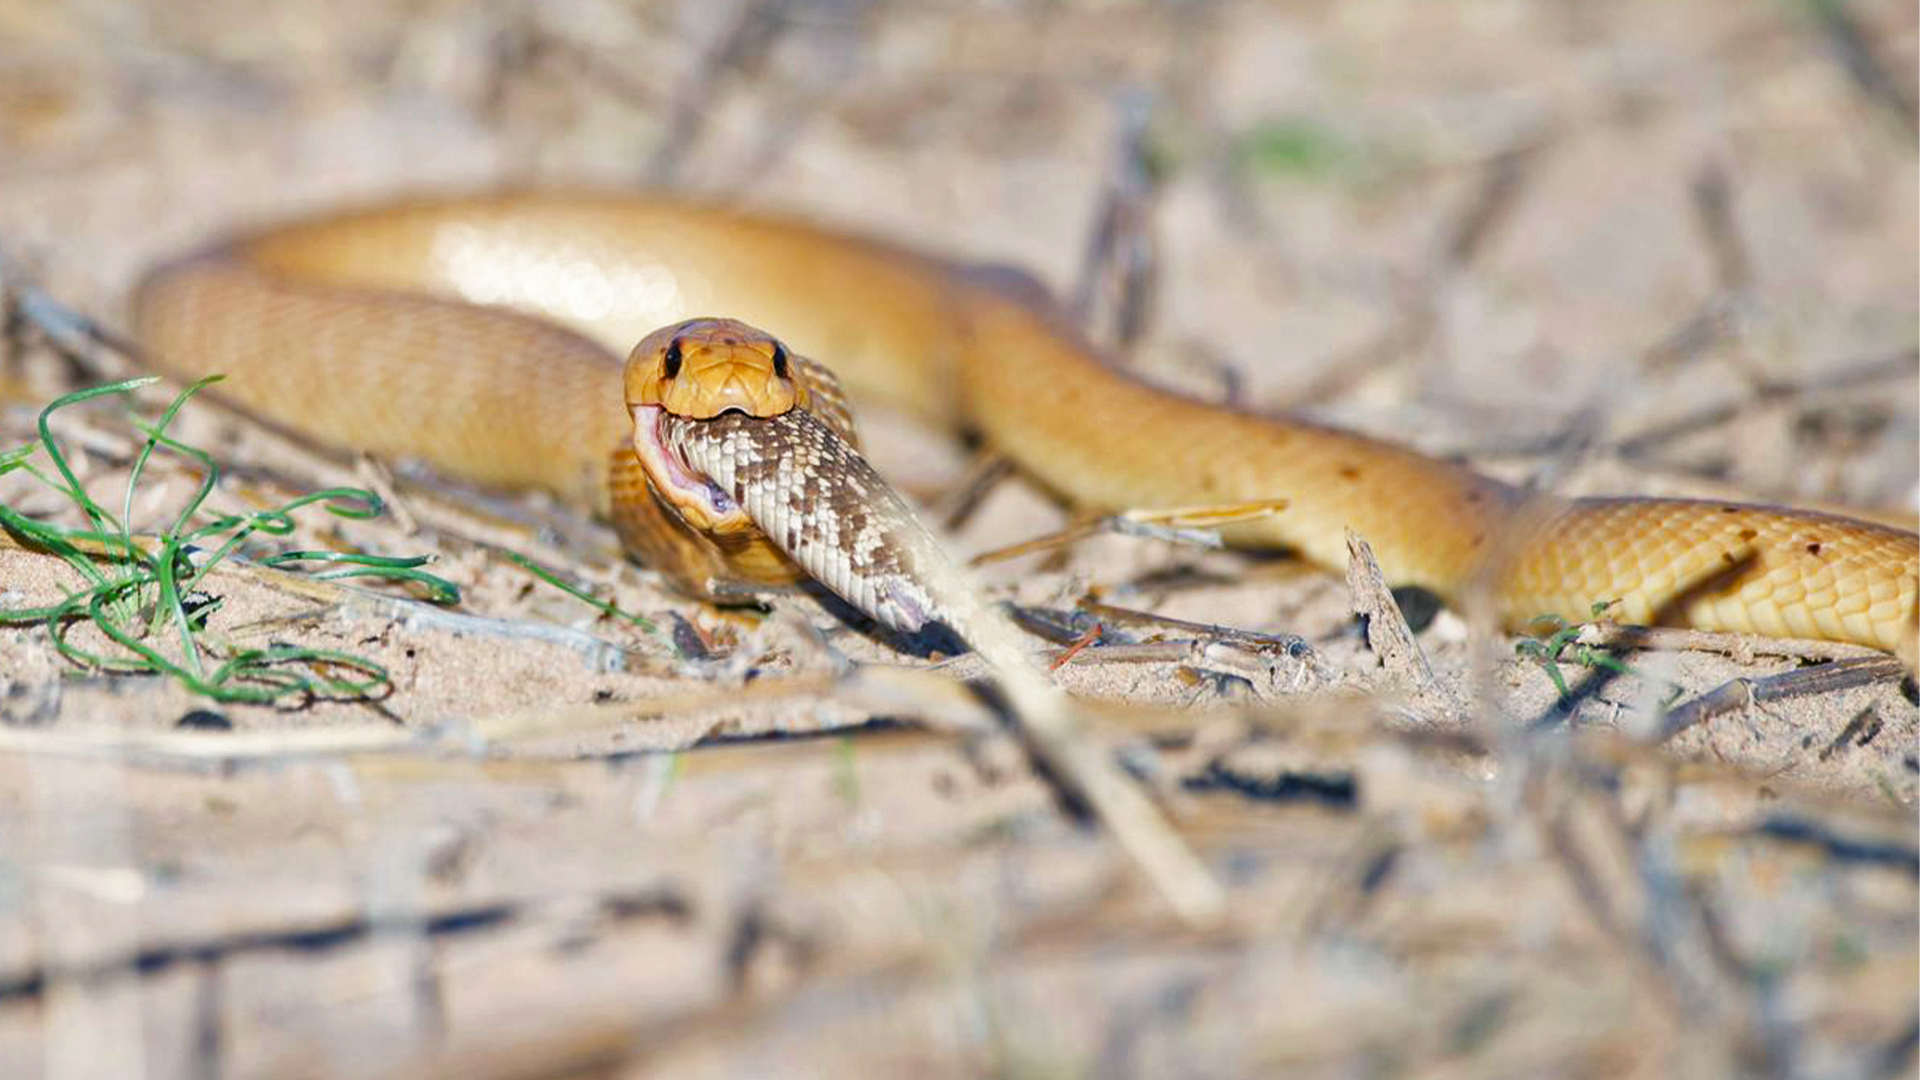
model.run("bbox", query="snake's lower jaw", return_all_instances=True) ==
[629,404,750,533]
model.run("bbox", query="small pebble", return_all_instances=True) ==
[175,709,232,731]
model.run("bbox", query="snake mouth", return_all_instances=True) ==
[630,404,739,526]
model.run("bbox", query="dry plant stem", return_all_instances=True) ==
[932,452,1014,532]
[1073,90,1160,351]
[1638,164,1754,378]
[1345,530,1451,709]
[1656,656,1909,742]
[1076,600,1311,658]
[352,453,421,536]
[1537,779,1741,1024]
[1295,137,1541,406]
[970,517,1182,566]
[242,597,651,673]
[969,500,1286,566]
[1805,0,1919,135]
[1438,139,1542,268]
[1639,299,1738,372]
[1448,347,1914,480]
[639,0,795,186]
[930,639,1274,683]
[3,269,133,383]
[1613,348,1916,459]
[1291,295,1435,408]
[908,585,1227,927]
[1689,163,1753,298]
[1048,622,1104,671]
[0,878,692,1003]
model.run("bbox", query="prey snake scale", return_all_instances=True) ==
[129,193,1919,661]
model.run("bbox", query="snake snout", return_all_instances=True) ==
[667,358,797,419]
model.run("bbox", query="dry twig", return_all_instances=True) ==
[1345,530,1456,714]
[1656,656,1908,742]
[1077,598,1311,659]
[970,500,1286,566]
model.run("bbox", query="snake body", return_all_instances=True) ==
[130,192,1919,658]
[669,408,940,633]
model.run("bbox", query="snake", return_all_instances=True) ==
[127,191,1918,662]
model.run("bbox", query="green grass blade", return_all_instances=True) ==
[501,550,657,635]
[261,550,460,605]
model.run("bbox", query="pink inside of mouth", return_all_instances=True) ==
[630,404,734,517]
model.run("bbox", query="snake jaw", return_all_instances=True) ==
[629,403,749,532]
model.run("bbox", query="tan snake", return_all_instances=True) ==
[128,192,1919,661]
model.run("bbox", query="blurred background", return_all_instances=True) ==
[0,2,1914,1079]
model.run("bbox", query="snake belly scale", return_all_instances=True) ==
[128,192,1919,658]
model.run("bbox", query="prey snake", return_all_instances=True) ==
[129,192,1919,661]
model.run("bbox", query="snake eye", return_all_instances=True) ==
[770,342,790,380]
[662,338,683,378]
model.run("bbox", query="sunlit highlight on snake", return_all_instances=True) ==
[128,193,1919,662]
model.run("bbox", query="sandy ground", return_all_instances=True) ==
[0,1,1914,1078]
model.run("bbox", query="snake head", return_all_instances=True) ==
[624,317,809,419]
[625,318,813,533]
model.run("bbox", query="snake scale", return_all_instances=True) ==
[129,192,1919,662]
